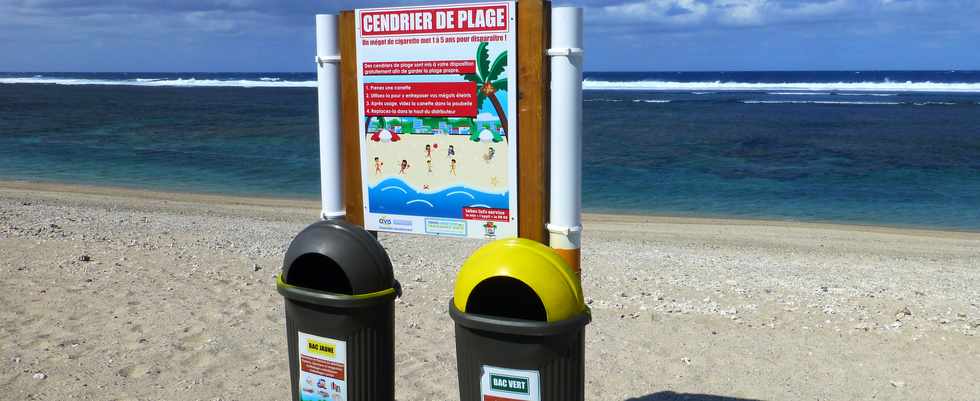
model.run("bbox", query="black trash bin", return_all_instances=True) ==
[449,238,590,401]
[276,220,399,401]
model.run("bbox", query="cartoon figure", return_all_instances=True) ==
[482,147,495,163]
[399,159,410,175]
[447,145,455,158]
[374,157,384,175]
[450,159,457,176]
[426,158,433,173]
[370,128,400,143]
[425,144,432,158]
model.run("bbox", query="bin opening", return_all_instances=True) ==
[466,277,546,321]
[285,253,353,295]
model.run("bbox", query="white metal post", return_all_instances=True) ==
[316,14,345,219]
[547,7,584,272]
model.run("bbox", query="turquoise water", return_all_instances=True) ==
[1,72,979,231]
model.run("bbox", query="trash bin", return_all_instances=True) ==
[276,220,399,401]
[449,238,590,401]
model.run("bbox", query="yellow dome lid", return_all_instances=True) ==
[453,238,586,322]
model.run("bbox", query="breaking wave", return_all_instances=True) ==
[583,80,980,93]
[768,92,831,96]
[583,98,624,102]
[742,100,902,105]
[741,100,968,106]
[5,75,980,94]
[837,93,898,97]
[0,76,317,88]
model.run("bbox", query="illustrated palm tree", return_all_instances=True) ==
[462,42,508,137]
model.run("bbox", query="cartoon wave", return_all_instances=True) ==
[406,199,435,207]
[446,191,476,199]
[367,178,508,219]
[381,186,408,194]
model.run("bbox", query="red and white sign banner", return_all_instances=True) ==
[463,207,510,222]
[360,4,509,36]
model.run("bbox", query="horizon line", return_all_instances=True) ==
[3,69,980,74]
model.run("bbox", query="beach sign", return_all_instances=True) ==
[354,1,519,239]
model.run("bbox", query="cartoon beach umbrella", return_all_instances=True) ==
[370,128,400,143]
[471,128,503,143]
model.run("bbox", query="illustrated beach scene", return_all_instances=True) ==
[364,116,509,218]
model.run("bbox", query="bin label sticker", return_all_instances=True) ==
[298,332,346,401]
[480,365,539,401]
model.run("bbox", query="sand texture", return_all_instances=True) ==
[1,181,979,401]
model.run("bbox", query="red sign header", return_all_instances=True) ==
[463,207,510,222]
[360,4,509,36]
[363,60,475,76]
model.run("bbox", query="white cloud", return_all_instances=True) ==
[589,0,867,30]
[715,0,767,26]
[780,0,853,18]
[600,0,710,26]
[877,0,929,13]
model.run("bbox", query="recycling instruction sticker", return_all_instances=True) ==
[480,365,540,401]
[297,332,347,401]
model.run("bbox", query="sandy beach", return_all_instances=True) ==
[1,180,978,401]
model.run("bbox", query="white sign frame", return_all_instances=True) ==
[354,1,519,240]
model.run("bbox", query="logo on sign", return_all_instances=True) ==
[378,216,414,231]
[490,374,529,394]
[483,221,498,238]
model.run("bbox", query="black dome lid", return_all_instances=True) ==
[282,220,394,295]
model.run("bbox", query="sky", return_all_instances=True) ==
[1,0,978,72]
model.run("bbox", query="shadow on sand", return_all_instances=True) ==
[625,391,763,401]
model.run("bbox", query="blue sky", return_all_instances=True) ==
[1,0,978,72]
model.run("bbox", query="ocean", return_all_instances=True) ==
[1,71,978,231]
